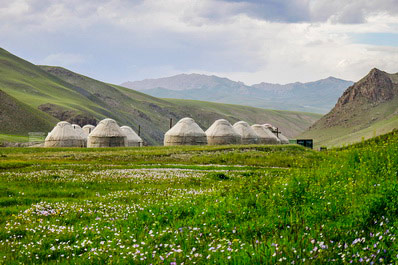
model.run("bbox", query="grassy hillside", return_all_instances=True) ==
[0,49,111,120]
[0,90,57,135]
[1,131,398,263]
[301,69,398,148]
[0,47,321,144]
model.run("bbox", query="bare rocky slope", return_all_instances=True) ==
[301,68,398,147]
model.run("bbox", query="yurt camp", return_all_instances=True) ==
[72,124,88,147]
[120,126,143,147]
[82,124,95,135]
[251,124,280,144]
[263,123,289,144]
[87,118,127,148]
[164,117,207,146]
[45,121,85,147]
[232,121,258,144]
[205,119,240,145]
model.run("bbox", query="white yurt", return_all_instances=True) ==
[82,124,95,135]
[263,123,289,144]
[44,121,85,147]
[164,117,207,146]
[87,118,127,148]
[251,124,281,144]
[205,119,241,145]
[232,121,258,145]
[278,133,290,144]
[120,126,143,147]
[72,124,88,147]
[263,123,277,132]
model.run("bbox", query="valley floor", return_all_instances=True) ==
[0,137,398,264]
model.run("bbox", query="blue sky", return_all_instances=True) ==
[0,0,398,85]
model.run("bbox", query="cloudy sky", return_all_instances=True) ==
[1,0,398,85]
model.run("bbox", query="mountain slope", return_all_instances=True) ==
[0,47,321,144]
[42,67,321,139]
[301,68,398,147]
[122,74,353,113]
[0,89,57,135]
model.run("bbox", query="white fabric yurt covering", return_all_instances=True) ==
[120,126,143,147]
[72,124,87,147]
[278,133,290,144]
[87,118,127,148]
[263,123,289,144]
[251,124,281,144]
[82,124,95,135]
[45,121,85,147]
[263,123,277,132]
[232,121,258,145]
[206,119,241,145]
[164,117,207,146]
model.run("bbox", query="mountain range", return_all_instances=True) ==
[300,68,398,147]
[0,48,321,145]
[122,74,353,114]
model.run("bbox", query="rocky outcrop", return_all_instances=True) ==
[337,68,395,107]
[308,68,398,129]
[38,103,97,126]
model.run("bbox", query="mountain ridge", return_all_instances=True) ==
[121,74,353,113]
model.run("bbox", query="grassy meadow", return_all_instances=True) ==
[0,133,398,264]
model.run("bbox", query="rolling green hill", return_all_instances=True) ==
[0,89,57,135]
[0,47,321,145]
[301,68,398,148]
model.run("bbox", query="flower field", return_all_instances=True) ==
[0,132,398,264]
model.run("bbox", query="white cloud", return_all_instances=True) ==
[0,0,397,85]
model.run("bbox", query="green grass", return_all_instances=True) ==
[0,132,398,263]
[0,134,29,143]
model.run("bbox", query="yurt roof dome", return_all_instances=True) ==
[120,126,143,142]
[89,118,125,137]
[46,121,83,141]
[165,117,206,137]
[233,121,258,138]
[205,119,239,137]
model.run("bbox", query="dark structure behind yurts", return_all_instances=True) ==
[45,121,85,147]
[164,117,207,146]
[87,118,127,147]
[233,121,258,144]
[206,119,241,145]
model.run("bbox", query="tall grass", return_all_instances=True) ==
[0,136,397,263]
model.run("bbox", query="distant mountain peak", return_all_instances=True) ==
[121,73,353,113]
[308,68,398,129]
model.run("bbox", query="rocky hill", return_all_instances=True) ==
[301,68,398,147]
[122,74,353,113]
